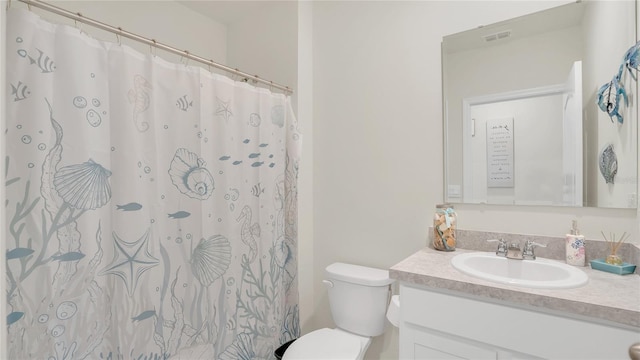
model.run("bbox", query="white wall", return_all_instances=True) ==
[225,2,298,97]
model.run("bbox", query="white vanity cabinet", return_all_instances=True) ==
[399,284,640,360]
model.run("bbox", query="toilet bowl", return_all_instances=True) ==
[282,263,394,360]
[282,328,371,360]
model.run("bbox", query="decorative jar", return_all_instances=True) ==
[433,204,456,251]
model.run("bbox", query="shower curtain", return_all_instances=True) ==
[5,8,300,359]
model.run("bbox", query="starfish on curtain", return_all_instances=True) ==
[99,228,159,296]
[215,97,233,122]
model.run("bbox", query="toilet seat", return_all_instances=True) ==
[282,328,370,360]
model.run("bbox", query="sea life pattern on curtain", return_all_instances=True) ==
[128,74,152,132]
[5,8,301,360]
[99,228,160,296]
[10,81,31,101]
[169,148,215,200]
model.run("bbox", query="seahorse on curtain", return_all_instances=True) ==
[128,74,152,132]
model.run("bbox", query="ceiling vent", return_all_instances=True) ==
[483,30,511,42]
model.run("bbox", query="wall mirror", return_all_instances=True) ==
[443,1,638,209]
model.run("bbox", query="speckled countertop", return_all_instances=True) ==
[390,247,640,328]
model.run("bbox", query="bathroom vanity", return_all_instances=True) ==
[390,247,640,359]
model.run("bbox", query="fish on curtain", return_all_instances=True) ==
[5,8,301,360]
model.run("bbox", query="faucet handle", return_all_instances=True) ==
[524,240,547,249]
[487,239,506,244]
[487,239,508,256]
[522,240,546,260]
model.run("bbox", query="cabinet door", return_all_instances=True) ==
[414,344,466,359]
[400,284,639,359]
[406,324,497,360]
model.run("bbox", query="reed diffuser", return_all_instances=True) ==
[600,231,629,265]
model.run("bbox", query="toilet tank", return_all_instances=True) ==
[325,263,394,337]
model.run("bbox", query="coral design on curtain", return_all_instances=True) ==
[5,9,301,359]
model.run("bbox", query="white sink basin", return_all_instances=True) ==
[451,252,588,289]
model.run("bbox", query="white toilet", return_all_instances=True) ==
[283,262,395,360]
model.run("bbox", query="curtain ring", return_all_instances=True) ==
[116,27,122,46]
[183,50,190,66]
[208,60,212,73]
[236,70,248,83]
[150,39,157,57]
[6,0,11,11]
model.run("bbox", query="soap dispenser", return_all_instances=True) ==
[566,220,585,266]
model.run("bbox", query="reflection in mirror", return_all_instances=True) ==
[443,1,637,209]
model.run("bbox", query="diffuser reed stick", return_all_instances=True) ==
[600,231,629,265]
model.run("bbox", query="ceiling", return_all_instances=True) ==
[177,1,277,25]
[443,2,584,54]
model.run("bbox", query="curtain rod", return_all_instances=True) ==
[14,0,294,94]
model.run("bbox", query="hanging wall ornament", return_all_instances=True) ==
[596,70,627,124]
[622,40,640,80]
[595,40,640,123]
[599,144,618,184]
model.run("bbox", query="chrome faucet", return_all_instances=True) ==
[487,239,546,260]
[522,240,547,260]
[506,242,522,259]
[487,239,508,257]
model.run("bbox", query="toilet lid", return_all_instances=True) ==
[282,328,364,360]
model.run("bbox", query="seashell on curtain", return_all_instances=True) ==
[54,159,112,210]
